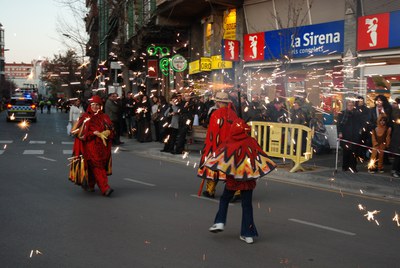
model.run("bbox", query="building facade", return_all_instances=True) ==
[84,0,400,117]
[0,23,5,98]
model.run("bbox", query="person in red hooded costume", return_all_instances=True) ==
[70,95,115,196]
[204,117,276,244]
[197,91,238,198]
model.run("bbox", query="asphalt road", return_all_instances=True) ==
[0,109,399,268]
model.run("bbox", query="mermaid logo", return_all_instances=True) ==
[365,17,378,47]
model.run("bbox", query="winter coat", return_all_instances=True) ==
[337,108,361,148]
[390,109,400,154]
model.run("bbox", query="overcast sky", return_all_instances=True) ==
[0,0,77,63]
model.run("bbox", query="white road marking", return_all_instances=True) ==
[23,150,44,155]
[37,156,57,162]
[29,141,46,144]
[288,218,356,236]
[0,140,13,144]
[62,141,74,145]
[190,194,234,205]
[63,150,73,155]
[123,178,156,187]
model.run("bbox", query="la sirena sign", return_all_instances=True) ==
[243,20,344,61]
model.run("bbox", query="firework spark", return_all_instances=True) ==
[393,212,400,227]
[18,120,30,130]
[364,210,380,225]
[368,158,377,170]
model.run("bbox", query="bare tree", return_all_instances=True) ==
[54,0,88,63]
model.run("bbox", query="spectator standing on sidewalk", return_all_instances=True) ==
[337,100,361,172]
[151,95,161,142]
[355,96,372,161]
[105,93,123,145]
[124,92,136,139]
[173,93,195,154]
[161,94,180,152]
[390,98,400,178]
[368,114,392,173]
[136,95,152,143]
[158,96,169,142]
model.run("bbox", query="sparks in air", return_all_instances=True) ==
[18,120,30,130]
[393,212,400,227]
[368,158,377,170]
[364,210,380,225]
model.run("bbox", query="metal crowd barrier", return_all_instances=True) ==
[250,121,314,173]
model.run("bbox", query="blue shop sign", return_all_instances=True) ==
[264,20,344,60]
[389,10,400,48]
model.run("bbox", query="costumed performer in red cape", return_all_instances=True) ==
[205,116,277,244]
[71,95,115,196]
[197,91,238,198]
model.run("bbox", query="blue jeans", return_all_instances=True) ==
[214,186,258,237]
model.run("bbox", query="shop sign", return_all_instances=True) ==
[147,45,170,57]
[147,59,158,78]
[264,20,344,60]
[158,54,187,76]
[357,10,400,51]
[243,32,265,61]
[211,55,233,69]
[171,54,187,72]
[200,57,212,71]
[221,39,240,61]
[189,60,200,74]
[223,9,237,40]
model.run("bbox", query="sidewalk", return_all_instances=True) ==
[118,137,400,202]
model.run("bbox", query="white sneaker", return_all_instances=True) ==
[239,236,254,244]
[209,223,224,233]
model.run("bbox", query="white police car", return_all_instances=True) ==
[6,96,37,122]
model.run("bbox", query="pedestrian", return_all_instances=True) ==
[136,95,152,142]
[161,94,179,152]
[70,95,114,196]
[204,117,276,244]
[151,95,161,142]
[368,114,392,173]
[355,96,372,161]
[105,93,123,145]
[337,100,361,172]
[46,99,52,114]
[124,92,136,139]
[173,92,195,154]
[69,99,84,130]
[390,98,400,178]
[158,96,169,142]
[39,99,45,114]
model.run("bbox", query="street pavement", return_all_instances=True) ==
[120,134,400,203]
[1,109,400,267]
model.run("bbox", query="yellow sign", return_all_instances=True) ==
[189,60,200,74]
[200,57,212,71]
[223,9,237,40]
[211,55,233,70]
